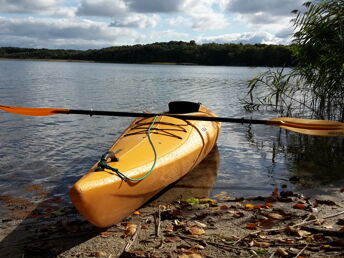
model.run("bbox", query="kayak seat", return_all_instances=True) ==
[168,101,201,114]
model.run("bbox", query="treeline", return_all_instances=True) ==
[0,41,294,67]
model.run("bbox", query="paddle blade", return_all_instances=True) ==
[267,117,344,137]
[0,105,69,116]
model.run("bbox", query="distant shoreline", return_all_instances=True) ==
[0,58,202,66]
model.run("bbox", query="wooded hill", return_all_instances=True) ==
[0,41,294,67]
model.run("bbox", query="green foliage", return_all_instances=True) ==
[245,0,344,121]
[0,41,294,67]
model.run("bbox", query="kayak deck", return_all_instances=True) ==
[70,104,220,227]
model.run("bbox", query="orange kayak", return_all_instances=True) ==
[70,102,221,227]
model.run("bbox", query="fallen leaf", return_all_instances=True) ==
[287,226,311,237]
[267,213,284,220]
[185,198,200,205]
[188,226,205,235]
[253,240,270,248]
[164,225,174,232]
[275,247,289,256]
[245,204,255,210]
[219,205,229,210]
[100,231,112,238]
[133,211,141,215]
[200,198,217,205]
[265,203,273,208]
[194,221,207,228]
[164,236,180,243]
[123,224,137,237]
[246,223,257,230]
[292,203,306,209]
[232,211,244,218]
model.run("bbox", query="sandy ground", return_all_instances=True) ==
[0,147,343,258]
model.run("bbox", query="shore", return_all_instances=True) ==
[0,176,343,258]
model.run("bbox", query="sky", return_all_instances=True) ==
[0,0,305,50]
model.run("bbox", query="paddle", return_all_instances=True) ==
[0,104,343,137]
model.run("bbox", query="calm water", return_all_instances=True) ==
[0,60,340,212]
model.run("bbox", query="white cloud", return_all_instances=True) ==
[191,12,229,31]
[148,29,188,42]
[0,16,141,49]
[110,14,160,28]
[197,31,286,45]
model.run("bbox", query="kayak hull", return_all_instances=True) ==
[70,104,220,228]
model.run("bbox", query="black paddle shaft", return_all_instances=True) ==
[65,109,268,125]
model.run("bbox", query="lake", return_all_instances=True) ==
[0,60,342,216]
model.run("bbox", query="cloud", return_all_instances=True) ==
[190,12,229,31]
[168,0,230,32]
[76,0,128,17]
[124,0,184,13]
[197,31,286,45]
[148,29,188,42]
[110,14,160,28]
[0,16,140,49]
[0,0,75,17]
[226,0,303,16]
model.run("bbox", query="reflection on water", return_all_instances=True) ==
[153,146,220,204]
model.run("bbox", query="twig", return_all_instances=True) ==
[234,210,344,245]
[294,244,308,258]
[123,223,141,252]
[154,206,161,237]
[300,226,344,237]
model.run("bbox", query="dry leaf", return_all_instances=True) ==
[246,223,257,230]
[275,247,289,256]
[100,231,112,238]
[267,213,284,220]
[123,224,137,237]
[188,226,205,235]
[219,205,229,210]
[287,226,311,237]
[292,203,306,209]
[245,204,255,210]
[165,225,174,232]
[194,221,207,228]
[178,254,202,258]
[133,211,141,215]
[164,236,180,243]
[265,203,273,208]
[252,240,270,248]
[258,219,275,229]
[232,211,244,218]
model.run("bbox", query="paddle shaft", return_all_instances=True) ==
[63,109,268,125]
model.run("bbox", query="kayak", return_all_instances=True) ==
[70,101,221,227]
